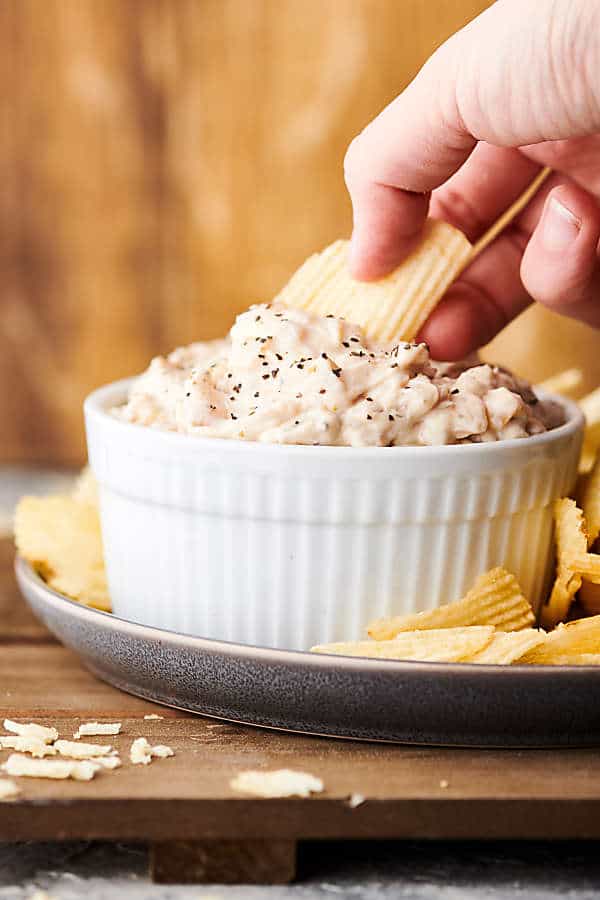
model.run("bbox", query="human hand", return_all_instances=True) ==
[344,0,600,359]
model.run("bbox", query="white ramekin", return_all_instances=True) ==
[85,380,583,650]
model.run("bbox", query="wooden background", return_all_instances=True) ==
[2,0,599,465]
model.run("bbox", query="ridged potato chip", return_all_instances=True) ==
[540,499,588,628]
[579,437,597,476]
[582,455,600,547]
[368,567,533,640]
[520,615,600,663]
[14,495,110,611]
[312,626,494,662]
[579,579,600,614]
[465,629,546,665]
[538,653,600,666]
[274,220,472,344]
[569,551,600,584]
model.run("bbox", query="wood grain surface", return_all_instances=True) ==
[5,534,600,862]
[1,0,507,465]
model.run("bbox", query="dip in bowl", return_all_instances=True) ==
[85,306,583,650]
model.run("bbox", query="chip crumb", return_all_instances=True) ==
[74,722,122,739]
[3,719,58,744]
[150,744,174,759]
[129,737,174,765]
[347,793,365,808]
[94,755,122,770]
[230,769,324,798]
[143,714,163,720]
[130,737,152,765]
[439,779,449,789]
[54,740,113,759]
[0,736,57,758]
[3,754,99,781]
[0,778,20,801]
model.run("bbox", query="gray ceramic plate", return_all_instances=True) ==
[16,557,600,747]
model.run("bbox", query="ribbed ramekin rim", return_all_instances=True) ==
[84,377,584,461]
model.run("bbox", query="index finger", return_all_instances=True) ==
[344,43,476,280]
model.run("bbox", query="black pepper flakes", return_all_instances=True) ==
[275,353,283,361]
[342,341,350,348]
[388,414,395,422]
[230,413,238,420]
[271,369,279,378]
[450,388,459,395]
[262,374,270,380]
[254,391,260,398]
[332,368,342,378]
[319,389,326,394]
[367,414,372,420]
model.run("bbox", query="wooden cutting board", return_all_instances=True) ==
[3,537,600,884]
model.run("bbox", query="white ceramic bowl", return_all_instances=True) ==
[85,380,583,650]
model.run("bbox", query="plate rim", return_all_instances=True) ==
[15,555,600,677]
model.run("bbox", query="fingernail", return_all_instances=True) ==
[542,196,582,252]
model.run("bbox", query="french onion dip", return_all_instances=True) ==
[117,303,563,446]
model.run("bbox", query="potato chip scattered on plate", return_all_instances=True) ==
[578,580,600,615]
[582,456,600,547]
[464,629,546,665]
[274,220,472,344]
[520,615,600,664]
[540,499,588,628]
[14,495,109,611]
[368,568,532,640]
[312,626,494,662]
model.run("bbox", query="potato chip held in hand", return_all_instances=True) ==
[274,220,472,344]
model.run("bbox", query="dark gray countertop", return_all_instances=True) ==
[2,839,600,898]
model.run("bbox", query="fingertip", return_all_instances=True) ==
[348,230,423,281]
[346,183,429,281]
[418,282,506,360]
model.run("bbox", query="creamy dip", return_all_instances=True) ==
[116,303,563,446]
